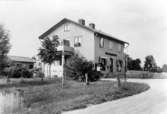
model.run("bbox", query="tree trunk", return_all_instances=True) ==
[85,73,89,85]
[49,64,51,79]
[116,73,121,87]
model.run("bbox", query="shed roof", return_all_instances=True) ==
[8,56,35,63]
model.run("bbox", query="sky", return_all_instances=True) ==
[0,0,167,67]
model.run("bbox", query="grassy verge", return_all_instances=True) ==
[0,78,150,114]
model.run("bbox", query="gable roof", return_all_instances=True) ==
[8,56,35,63]
[39,18,128,44]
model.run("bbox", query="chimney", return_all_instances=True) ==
[89,23,95,29]
[78,19,85,25]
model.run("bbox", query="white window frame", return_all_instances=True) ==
[74,36,82,47]
[99,37,104,48]
[64,24,70,32]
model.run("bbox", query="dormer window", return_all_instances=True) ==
[64,24,70,32]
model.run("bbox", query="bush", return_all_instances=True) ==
[65,54,102,82]
[7,66,33,78]
[88,70,102,82]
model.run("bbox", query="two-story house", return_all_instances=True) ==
[39,18,129,78]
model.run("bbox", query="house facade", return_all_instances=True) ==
[39,18,129,78]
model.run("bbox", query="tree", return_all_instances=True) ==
[127,55,142,70]
[65,54,101,85]
[144,55,157,71]
[0,25,11,75]
[38,36,59,78]
[162,64,167,72]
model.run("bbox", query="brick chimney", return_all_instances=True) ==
[78,19,85,25]
[89,23,95,29]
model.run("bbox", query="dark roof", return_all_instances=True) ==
[8,56,35,63]
[39,18,128,44]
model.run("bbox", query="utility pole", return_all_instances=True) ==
[61,40,65,88]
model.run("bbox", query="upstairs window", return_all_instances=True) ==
[74,36,81,47]
[99,37,104,48]
[109,41,113,49]
[64,24,70,32]
[63,39,70,47]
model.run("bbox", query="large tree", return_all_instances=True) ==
[127,55,142,70]
[162,64,167,72]
[144,55,157,71]
[0,25,11,75]
[38,36,59,78]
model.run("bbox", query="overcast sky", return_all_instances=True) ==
[0,0,167,67]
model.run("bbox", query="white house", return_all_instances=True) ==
[39,18,129,78]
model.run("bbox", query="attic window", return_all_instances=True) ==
[64,24,70,32]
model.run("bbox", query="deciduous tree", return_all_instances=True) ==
[38,36,59,78]
[0,25,11,75]
[144,55,157,71]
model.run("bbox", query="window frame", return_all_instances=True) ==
[99,37,104,48]
[64,24,70,32]
[74,36,82,47]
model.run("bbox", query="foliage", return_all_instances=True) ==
[0,25,11,74]
[38,36,59,65]
[5,65,33,78]
[162,64,167,72]
[88,70,102,82]
[144,55,157,71]
[38,36,59,77]
[65,54,101,82]
[127,55,142,70]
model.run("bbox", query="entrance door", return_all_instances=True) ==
[110,58,113,72]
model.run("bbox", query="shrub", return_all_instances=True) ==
[7,66,33,78]
[88,70,102,82]
[65,54,102,82]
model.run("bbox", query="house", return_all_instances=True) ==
[39,18,129,78]
[8,56,35,69]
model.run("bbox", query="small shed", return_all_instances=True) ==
[8,56,35,69]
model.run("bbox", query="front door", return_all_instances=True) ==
[110,58,113,72]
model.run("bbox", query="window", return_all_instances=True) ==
[64,24,70,32]
[74,36,81,47]
[63,39,70,47]
[109,41,113,49]
[98,57,107,71]
[99,37,104,48]
[29,64,33,69]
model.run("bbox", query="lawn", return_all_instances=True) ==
[0,78,150,114]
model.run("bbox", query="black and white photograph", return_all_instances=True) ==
[0,0,167,114]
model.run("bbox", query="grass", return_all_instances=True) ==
[0,78,150,114]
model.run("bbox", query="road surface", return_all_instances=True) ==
[63,78,167,114]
